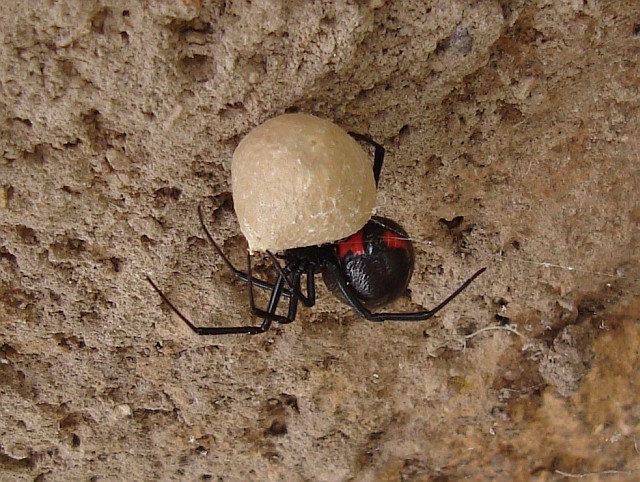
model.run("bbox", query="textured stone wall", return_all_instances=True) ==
[1,1,639,480]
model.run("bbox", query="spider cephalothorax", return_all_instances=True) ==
[147,128,485,335]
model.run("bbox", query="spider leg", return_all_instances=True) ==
[348,132,385,187]
[266,251,316,307]
[282,272,301,322]
[325,264,486,322]
[146,275,263,334]
[198,205,292,297]
[246,252,294,327]
[147,252,303,335]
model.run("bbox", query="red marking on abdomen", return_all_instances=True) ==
[338,231,365,259]
[383,229,409,249]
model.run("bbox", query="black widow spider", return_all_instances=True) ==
[147,133,486,335]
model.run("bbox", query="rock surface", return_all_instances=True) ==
[1,1,639,480]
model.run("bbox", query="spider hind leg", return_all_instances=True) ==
[325,263,486,322]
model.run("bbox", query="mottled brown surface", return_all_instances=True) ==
[1,1,639,481]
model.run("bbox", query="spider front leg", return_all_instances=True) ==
[147,252,300,335]
[244,252,299,330]
[146,275,263,335]
[266,251,316,308]
[197,205,293,297]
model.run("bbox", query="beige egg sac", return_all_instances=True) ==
[231,113,377,252]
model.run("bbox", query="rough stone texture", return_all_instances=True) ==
[1,1,639,481]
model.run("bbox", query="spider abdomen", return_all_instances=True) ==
[324,216,415,308]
